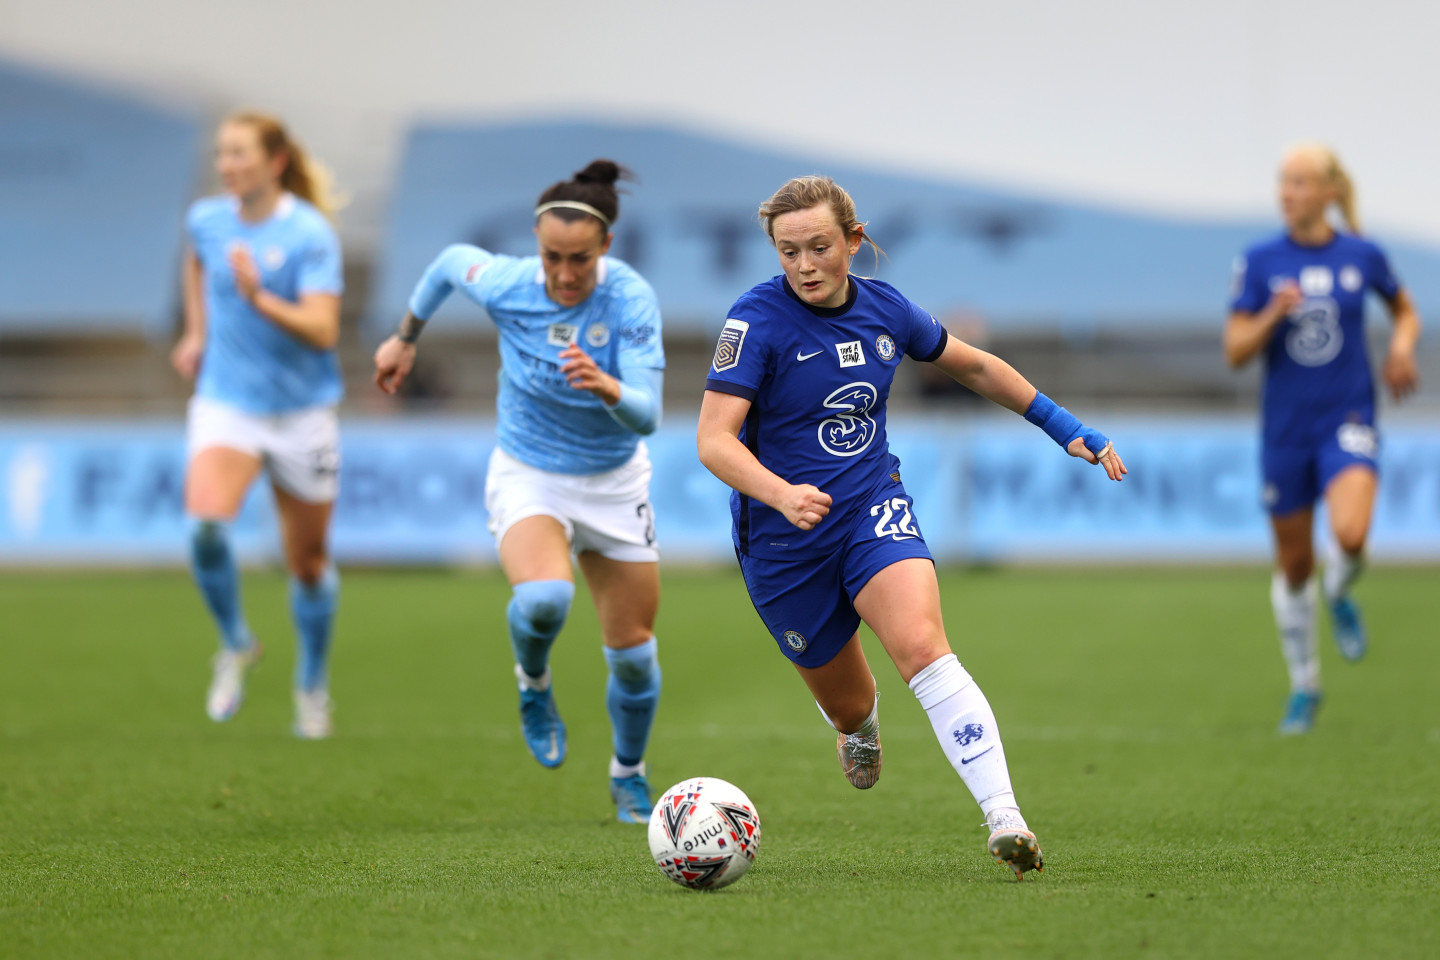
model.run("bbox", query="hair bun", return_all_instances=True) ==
[574,159,629,186]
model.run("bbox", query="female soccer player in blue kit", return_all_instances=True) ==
[697,176,1126,879]
[171,113,344,739]
[373,161,665,823]
[1226,144,1421,735]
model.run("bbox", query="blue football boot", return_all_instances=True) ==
[1328,595,1368,662]
[1278,690,1322,736]
[610,771,653,824]
[516,666,566,768]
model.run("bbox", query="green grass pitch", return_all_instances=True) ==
[2,566,1438,959]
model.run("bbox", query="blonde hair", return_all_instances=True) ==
[225,111,343,220]
[1289,142,1361,234]
[758,176,884,270]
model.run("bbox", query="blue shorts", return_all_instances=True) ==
[737,489,933,669]
[1262,421,1380,516]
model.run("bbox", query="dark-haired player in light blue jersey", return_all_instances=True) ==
[171,113,345,739]
[1225,144,1421,735]
[697,176,1126,880]
[374,161,665,823]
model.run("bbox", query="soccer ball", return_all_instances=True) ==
[647,777,761,891]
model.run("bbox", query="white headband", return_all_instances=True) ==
[534,200,612,227]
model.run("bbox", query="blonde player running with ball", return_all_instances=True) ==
[698,176,1125,878]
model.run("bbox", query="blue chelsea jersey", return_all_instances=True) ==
[705,275,948,560]
[187,193,344,414]
[1230,232,1400,447]
[408,245,666,475]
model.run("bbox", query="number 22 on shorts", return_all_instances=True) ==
[871,497,919,541]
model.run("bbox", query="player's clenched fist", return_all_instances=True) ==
[781,484,832,531]
[373,335,416,395]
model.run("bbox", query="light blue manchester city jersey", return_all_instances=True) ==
[408,244,666,475]
[187,193,344,414]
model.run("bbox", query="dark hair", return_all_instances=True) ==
[535,159,632,232]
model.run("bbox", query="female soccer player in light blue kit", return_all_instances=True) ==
[171,113,344,739]
[698,177,1126,879]
[373,161,665,823]
[1226,144,1421,735]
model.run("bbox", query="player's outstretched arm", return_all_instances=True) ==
[375,245,493,396]
[1223,282,1302,369]
[171,249,207,381]
[1382,288,1422,401]
[930,336,1126,481]
[697,390,832,530]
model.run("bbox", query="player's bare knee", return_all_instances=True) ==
[1334,524,1368,557]
[1279,554,1313,587]
[290,551,329,586]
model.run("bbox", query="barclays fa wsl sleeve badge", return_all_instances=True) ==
[711,318,750,373]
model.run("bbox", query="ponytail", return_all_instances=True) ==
[1290,142,1361,235]
[225,111,344,220]
[1331,160,1361,235]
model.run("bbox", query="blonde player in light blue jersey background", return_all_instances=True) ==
[373,160,666,823]
[171,112,344,739]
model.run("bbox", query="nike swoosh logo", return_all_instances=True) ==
[796,349,823,361]
[960,746,994,765]
[545,733,560,762]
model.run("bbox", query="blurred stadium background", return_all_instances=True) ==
[2,0,1439,566]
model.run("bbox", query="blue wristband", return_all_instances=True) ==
[1024,392,1083,448]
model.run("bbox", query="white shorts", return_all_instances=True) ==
[485,444,659,563]
[186,396,341,504]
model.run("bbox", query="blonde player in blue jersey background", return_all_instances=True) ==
[1226,144,1422,735]
[373,161,665,823]
[698,176,1125,879]
[171,112,345,739]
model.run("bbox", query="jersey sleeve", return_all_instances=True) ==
[1229,252,1269,313]
[903,298,948,362]
[1366,242,1402,302]
[704,297,771,401]
[296,221,344,296]
[616,278,666,371]
[407,244,497,320]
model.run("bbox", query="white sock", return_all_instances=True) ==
[1270,573,1319,693]
[609,757,645,779]
[815,692,878,737]
[908,654,1018,819]
[1323,549,1365,601]
[514,663,551,692]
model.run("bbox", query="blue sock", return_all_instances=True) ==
[290,564,339,693]
[605,638,661,768]
[189,518,250,652]
[507,580,575,678]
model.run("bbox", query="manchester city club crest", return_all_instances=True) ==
[782,630,807,653]
[875,334,896,361]
[586,323,611,347]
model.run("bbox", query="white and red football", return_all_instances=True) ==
[647,777,761,891]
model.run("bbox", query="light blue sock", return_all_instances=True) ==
[605,638,661,768]
[290,564,339,693]
[507,580,575,678]
[188,518,251,652]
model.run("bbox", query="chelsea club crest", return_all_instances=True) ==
[782,630,807,653]
[875,334,896,361]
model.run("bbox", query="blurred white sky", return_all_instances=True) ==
[4,0,1436,253]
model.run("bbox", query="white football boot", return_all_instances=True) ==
[293,689,333,740]
[206,642,261,722]
[986,808,1044,880]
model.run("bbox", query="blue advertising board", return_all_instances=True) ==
[3,416,1438,565]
